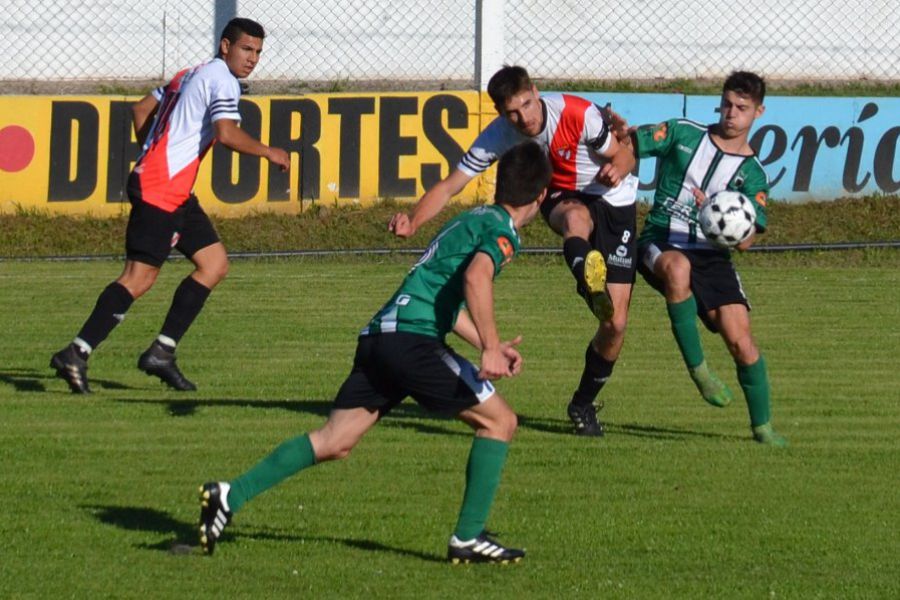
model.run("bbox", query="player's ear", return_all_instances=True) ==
[219,38,231,58]
[755,103,765,119]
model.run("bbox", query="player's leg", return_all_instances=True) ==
[450,392,523,563]
[568,201,637,434]
[543,194,612,321]
[139,198,225,390]
[711,304,787,447]
[50,197,170,393]
[199,336,394,554]
[568,281,632,436]
[644,244,733,407]
[198,407,379,555]
[400,337,523,563]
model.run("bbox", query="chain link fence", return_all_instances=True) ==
[1,0,897,85]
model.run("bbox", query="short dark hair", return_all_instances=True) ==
[494,141,552,207]
[220,18,265,44]
[487,65,534,107]
[723,71,766,104]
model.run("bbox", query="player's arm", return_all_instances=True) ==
[131,94,159,146]
[214,119,290,172]
[454,307,523,377]
[463,252,517,380]
[589,105,635,187]
[389,168,473,238]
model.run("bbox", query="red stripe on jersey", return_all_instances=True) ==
[133,68,206,212]
[548,95,590,190]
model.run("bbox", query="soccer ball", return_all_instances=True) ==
[697,190,757,248]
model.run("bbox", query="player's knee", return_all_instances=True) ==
[727,334,757,363]
[658,256,690,285]
[491,406,518,441]
[561,208,592,238]
[601,312,628,340]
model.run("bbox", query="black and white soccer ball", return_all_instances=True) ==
[698,190,757,248]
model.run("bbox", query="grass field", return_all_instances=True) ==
[1,255,898,598]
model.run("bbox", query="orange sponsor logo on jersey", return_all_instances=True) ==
[755,191,768,207]
[653,122,668,142]
[497,236,514,264]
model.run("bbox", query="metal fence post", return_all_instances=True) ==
[475,0,505,91]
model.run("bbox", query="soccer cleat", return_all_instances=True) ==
[752,423,789,448]
[49,344,91,394]
[199,482,233,555]
[583,250,614,322]
[688,361,733,407]
[138,342,197,391]
[567,400,604,437]
[447,531,524,564]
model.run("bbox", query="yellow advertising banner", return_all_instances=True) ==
[0,92,496,217]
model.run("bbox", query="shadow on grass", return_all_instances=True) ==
[518,413,741,441]
[116,397,469,437]
[0,367,135,393]
[83,504,442,562]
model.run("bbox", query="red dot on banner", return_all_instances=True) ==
[0,125,36,172]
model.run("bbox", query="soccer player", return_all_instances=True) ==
[198,141,552,563]
[616,71,787,446]
[389,65,638,437]
[49,18,290,393]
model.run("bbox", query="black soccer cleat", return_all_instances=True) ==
[138,342,197,391]
[567,400,604,437]
[199,481,233,555]
[50,344,91,394]
[448,530,525,564]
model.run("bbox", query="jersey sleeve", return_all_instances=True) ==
[634,118,679,158]
[584,103,612,155]
[458,118,519,177]
[475,226,519,274]
[737,160,770,233]
[208,74,242,124]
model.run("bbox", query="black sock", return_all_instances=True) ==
[572,342,615,406]
[159,276,212,345]
[76,282,135,350]
[563,237,592,286]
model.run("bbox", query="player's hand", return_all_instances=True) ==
[691,187,708,206]
[388,212,416,238]
[478,346,513,380]
[603,105,632,141]
[596,162,623,187]
[500,335,524,376]
[267,147,290,172]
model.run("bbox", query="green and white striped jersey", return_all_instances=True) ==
[636,119,769,249]
[363,204,520,340]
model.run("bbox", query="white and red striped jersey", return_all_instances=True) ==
[458,94,637,206]
[132,58,242,212]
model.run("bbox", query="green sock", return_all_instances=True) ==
[667,296,705,369]
[227,433,317,513]
[453,437,509,541]
[737,356,771,427]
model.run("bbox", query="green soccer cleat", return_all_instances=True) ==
[752,423,789,448]
[583,250,613,322]
[688,361,733,407]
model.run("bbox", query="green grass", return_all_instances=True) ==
[1,256,898,597]
[2,195,899,259]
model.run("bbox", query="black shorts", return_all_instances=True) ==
[541,188,637,284]
[333,332,496,416]
[637,241,750,332]
[125,176,220,267]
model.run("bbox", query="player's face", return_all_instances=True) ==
[498,86,543,137]
[220,33,264,79]
[718,91,764,139]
